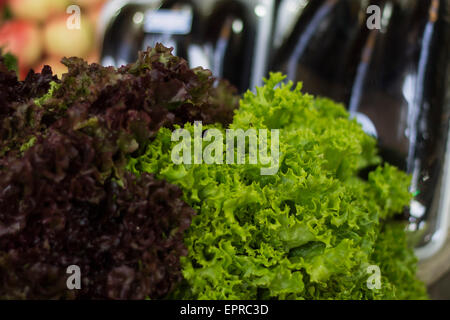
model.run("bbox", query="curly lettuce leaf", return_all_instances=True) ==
[129,73,425,300]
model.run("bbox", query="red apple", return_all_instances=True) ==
[0,20,43,68]
[8,0,69,22]
[43,14,94,58]
[19,65,31,80]
[86,50,100,64]
[46,0,69,15]
[74,0,105,9]
[87,0,107,26]
[34,56,67,78]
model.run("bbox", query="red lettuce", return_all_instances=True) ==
[0,45,238,299]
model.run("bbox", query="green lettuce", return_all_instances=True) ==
[2,52,18,75]
[128,73,427,299]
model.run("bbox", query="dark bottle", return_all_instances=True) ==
[100,0,276,93]
[343,0,450,259]
[271,0,379,104]
[272,0,450,259]
[100,1,162,68]
[199,0,275,92]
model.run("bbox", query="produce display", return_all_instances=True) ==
[0,0,106,79]
[129,74,427,300]
[0,45,237,299]
[0,45,427,299]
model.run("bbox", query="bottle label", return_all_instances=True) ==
[144,9,193,35]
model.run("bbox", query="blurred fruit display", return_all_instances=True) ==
[0,0,108,79]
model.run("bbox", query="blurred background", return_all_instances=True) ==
[0,0,106,78]
[0,0,449,298]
